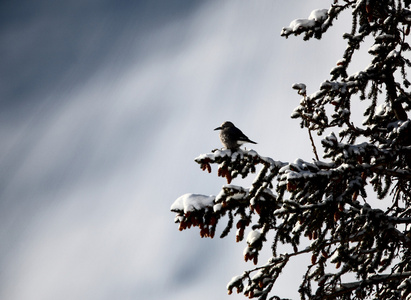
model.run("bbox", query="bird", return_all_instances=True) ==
[214,121,257,150]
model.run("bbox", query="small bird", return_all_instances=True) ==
[214,121,257,150]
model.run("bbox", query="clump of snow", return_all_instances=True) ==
[292,83,307,95]
[387,50,399,59]
[375,102,390,116]
[330,249,340,263]
[290,19,315,31]
[170,193,215,213]
[251,269,265,281]
[227,275,243,289]
[246,230,261,246]
[281,8,328,36]
[292,222,303,234]
[308,9,328,22]
[194,149,231,162]
[368,44,384,55]
[213,203,223,212]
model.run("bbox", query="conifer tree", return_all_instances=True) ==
[171,1,411,299]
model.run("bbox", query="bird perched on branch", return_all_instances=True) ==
[214,121,257,150]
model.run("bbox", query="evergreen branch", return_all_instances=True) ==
[321,271,411,299]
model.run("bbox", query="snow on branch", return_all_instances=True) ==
[281,7,344,40]
[171,149,286,241]
[171,1,411,298]
[171,138,411,298]
[171,193,215,214]
[171,141,411,299]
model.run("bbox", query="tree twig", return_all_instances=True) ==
[308,128,320,161]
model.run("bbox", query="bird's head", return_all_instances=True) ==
[214,121,234,131]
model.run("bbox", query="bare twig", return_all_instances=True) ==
[308,129,320,161]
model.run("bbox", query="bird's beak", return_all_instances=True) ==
[214,126,222,131]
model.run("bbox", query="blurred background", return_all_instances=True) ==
[0,1,353,299]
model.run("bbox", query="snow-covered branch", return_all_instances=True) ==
[172,1,411,299]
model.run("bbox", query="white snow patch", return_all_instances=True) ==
[227,275,243,289]
[170,193,215,213]
[387,49,399,59]
[292,83,307,95]
[330,249,339,263]
[213,203,223,212]
[246,230,261,246]
[290,19,315,31]
[308,9,328,22]
[281,8,328,35]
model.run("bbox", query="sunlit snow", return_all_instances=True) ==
[170,193,215,213]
